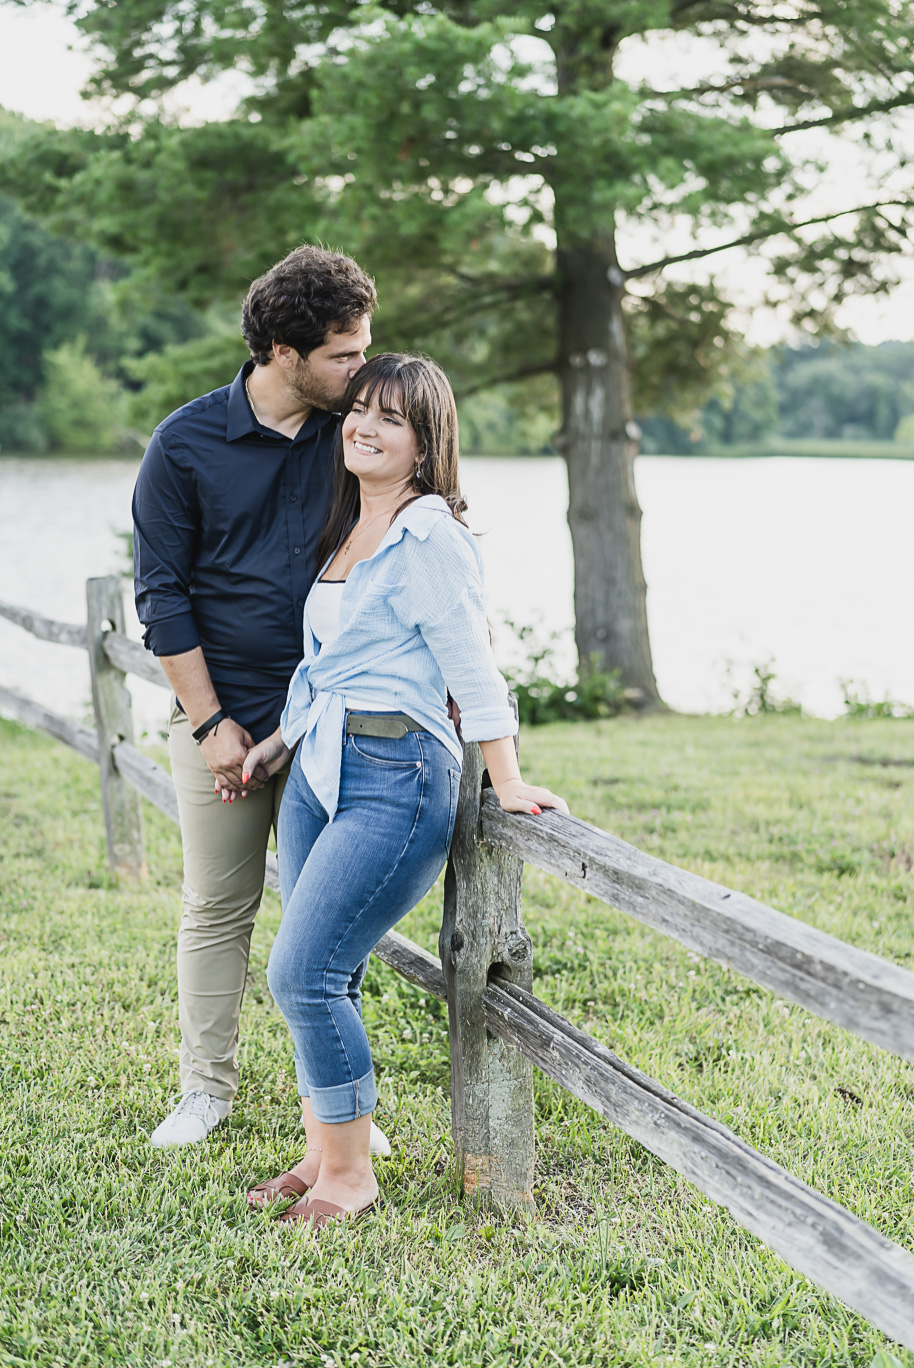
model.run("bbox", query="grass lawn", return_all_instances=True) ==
[2,711,914,1368]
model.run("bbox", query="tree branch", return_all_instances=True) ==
[624,201,914,280]
[455,359,558,400]
[771,89,914,135]
[640,74,800,102]
[670,2,811,28]
[449,270,554,295]
[393,277,552,341]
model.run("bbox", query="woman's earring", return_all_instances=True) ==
[415,455,425,482]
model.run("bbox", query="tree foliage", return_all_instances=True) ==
[0,115,209,450]
[3,0,913,412]
[36,336,125,453]
[3,0,914,684]
[0,191,96,410]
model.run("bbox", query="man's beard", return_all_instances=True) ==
[288,356,346,412]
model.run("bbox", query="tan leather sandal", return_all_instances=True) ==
[246,1170,310,1210]
[278,1195,380,1229]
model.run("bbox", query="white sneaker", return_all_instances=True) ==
[149,1091,232,1147]
[369,1121,391,1157]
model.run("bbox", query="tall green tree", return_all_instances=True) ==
[0,192,96,409]
[5,2,913,696]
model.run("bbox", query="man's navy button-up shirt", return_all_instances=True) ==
[132,362,337,742]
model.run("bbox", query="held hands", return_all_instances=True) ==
[494,778,569,817]
[201,718,257,803]
[232,730,291,801]
[210,724,290,804]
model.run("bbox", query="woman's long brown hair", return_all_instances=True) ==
[314,352,468,574]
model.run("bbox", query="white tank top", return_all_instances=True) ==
[307,581,397,713]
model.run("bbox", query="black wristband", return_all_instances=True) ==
[192,710,225,745]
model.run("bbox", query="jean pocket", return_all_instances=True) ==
[349,733,421,768]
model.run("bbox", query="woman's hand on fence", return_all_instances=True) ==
[495,779,569,816]
[479,737,567,816]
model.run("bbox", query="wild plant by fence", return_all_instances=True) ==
[2,578,914,1350]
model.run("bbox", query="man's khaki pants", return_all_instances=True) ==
[168,705,289,1100]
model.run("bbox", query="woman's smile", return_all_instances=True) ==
[342,390,420,487]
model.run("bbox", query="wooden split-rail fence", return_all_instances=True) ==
[2,578,914,1350]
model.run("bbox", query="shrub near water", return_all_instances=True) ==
[841,681,914,720]
[2,712,914,1366]
[728,661,803,718]
[498,619,629,725]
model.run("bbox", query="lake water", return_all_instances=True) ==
[1,453,912,737]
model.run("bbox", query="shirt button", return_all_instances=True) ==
[297,598,304,606]
[289,494,297,503]
[293,547,301,555]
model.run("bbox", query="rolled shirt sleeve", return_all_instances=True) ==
[132,429,201,657]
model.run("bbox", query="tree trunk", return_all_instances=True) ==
[557,237,660,705]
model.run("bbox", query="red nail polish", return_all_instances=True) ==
[242,772,249,783]
[531,805,542,815]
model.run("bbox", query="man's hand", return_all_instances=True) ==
[201,719,258,801]
[157,649,259,801]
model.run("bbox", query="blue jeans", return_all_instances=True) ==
[269,723,460,1124]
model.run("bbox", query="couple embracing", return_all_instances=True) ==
[133,244,566,1229]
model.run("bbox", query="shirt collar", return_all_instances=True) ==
[225,361,338,443]
[387,494,453,543]
[366,495,452,560]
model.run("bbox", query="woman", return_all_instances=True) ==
[239,352,567,1229]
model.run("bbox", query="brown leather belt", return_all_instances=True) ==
[346,711,424,739]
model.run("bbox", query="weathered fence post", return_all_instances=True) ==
[440,730,535,1206]
[86,576,146,878]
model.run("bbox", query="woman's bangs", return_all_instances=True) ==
[348,368,407,418]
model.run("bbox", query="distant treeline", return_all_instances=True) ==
[1,190,912,457]
[450,338,914,456]
[639,340,914,455]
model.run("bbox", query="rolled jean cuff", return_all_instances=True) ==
[307,1066,377,1124]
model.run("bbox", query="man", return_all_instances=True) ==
[133,245,389,1152]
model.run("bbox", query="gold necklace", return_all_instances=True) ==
[245,375,265,426]
[342,507,396,556]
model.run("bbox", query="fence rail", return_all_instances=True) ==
[103,629,169,688]
[0,597,87,649]
[2,580,914,1350]
[481,796,914,1063]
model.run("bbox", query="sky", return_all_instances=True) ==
[2,2,913,348]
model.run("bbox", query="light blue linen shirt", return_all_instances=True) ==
[280,494,517,820]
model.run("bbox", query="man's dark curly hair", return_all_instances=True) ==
[241,245,377,366]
